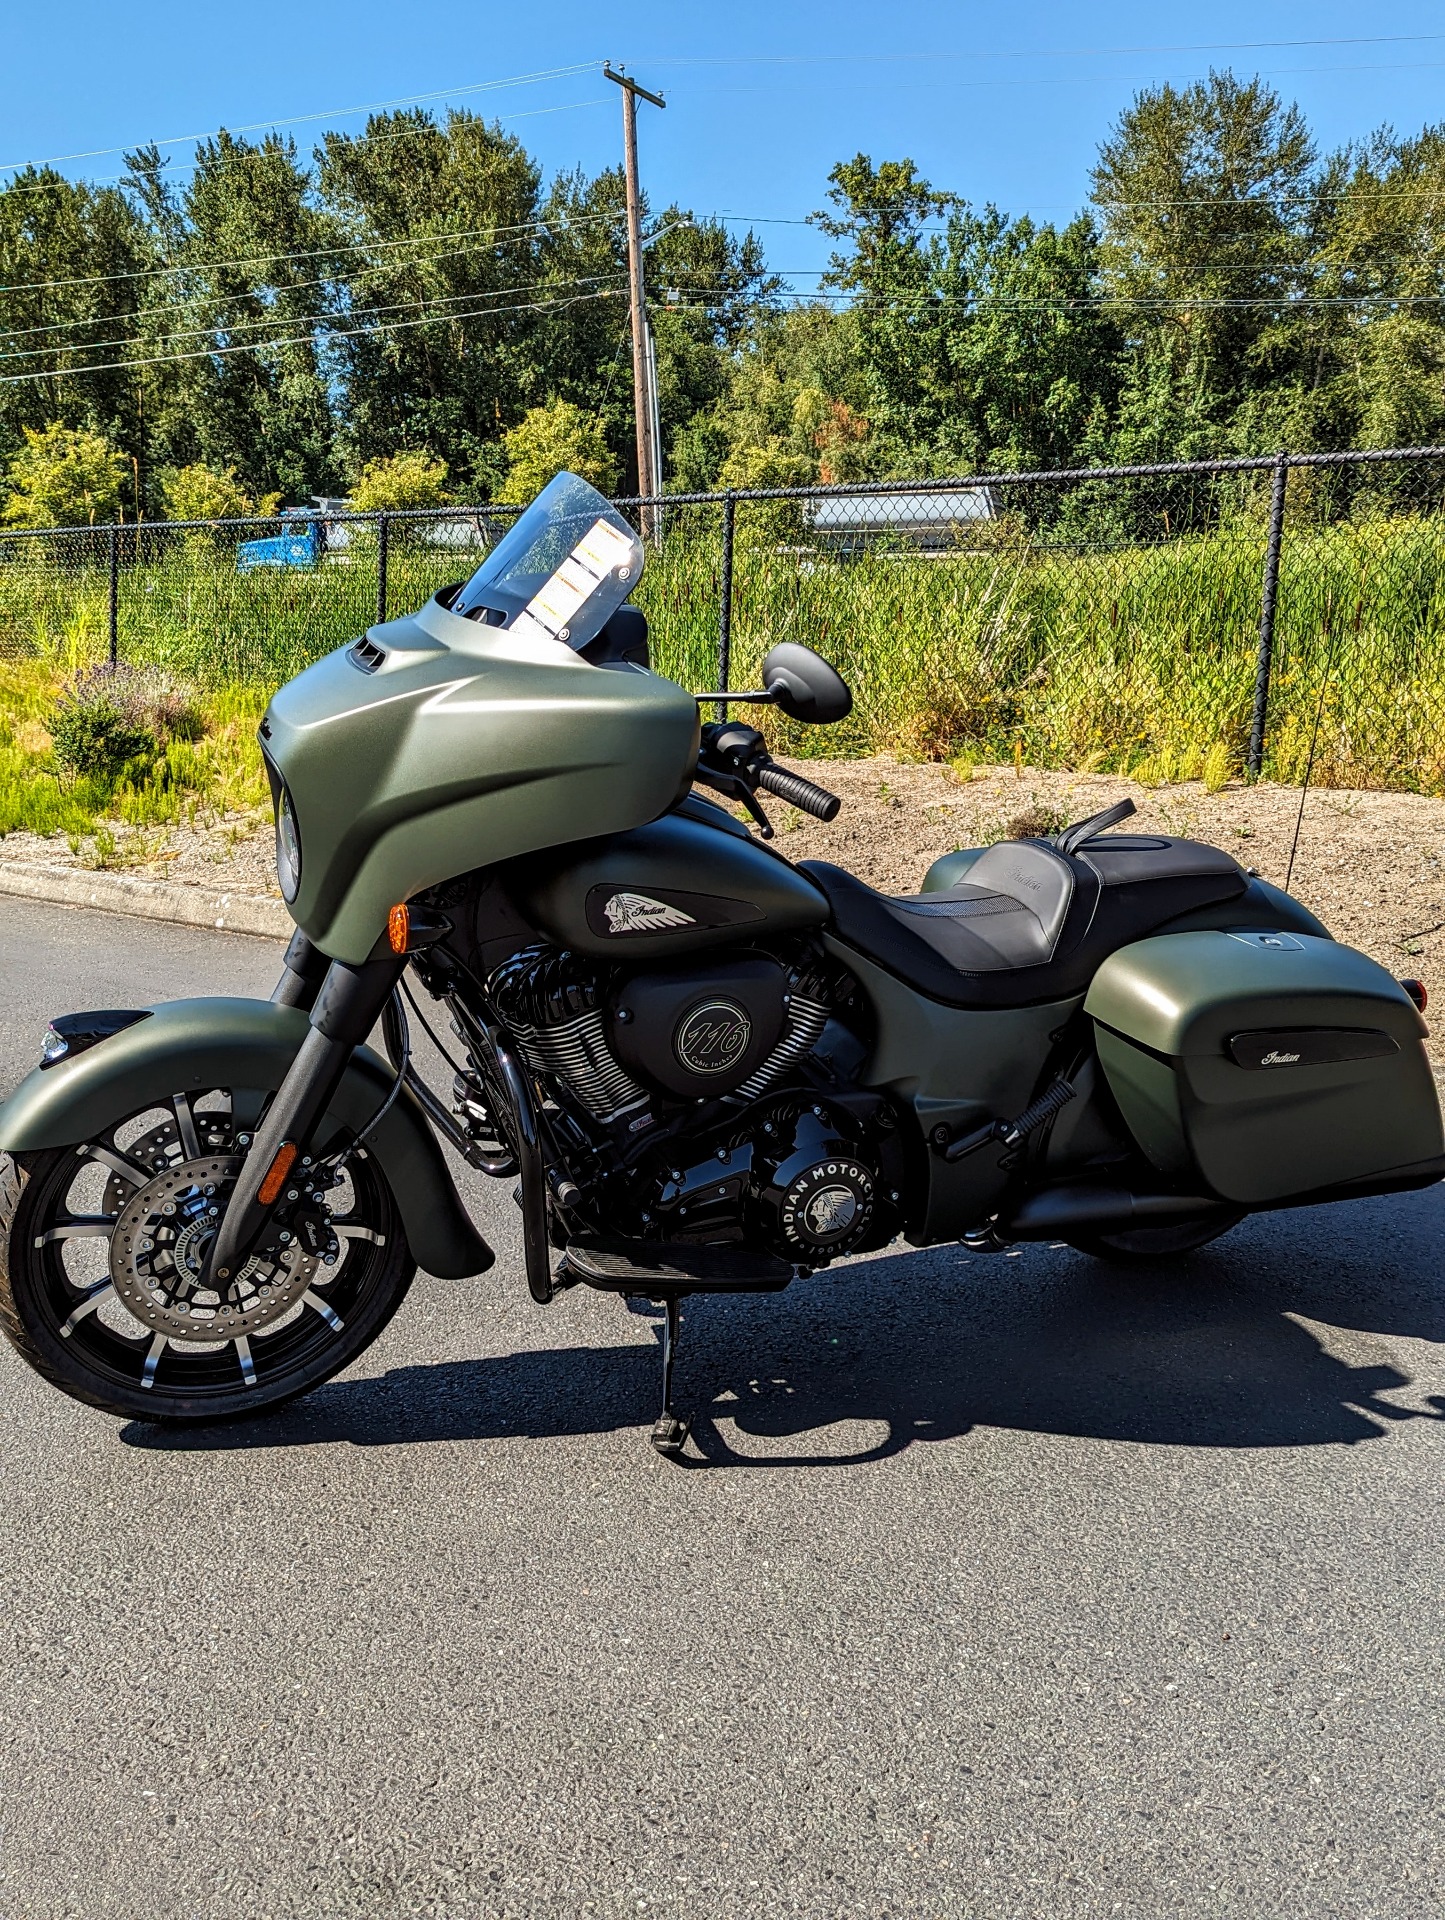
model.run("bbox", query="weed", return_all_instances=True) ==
[84,825,119,869]
[51,703,152,779]
[1201,741,1234,793]
[1006,800,1069,840]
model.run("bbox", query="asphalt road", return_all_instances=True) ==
[0,898,1441,1919]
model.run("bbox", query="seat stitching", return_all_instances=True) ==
[890,896,1031,920]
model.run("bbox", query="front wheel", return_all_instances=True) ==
[0,1084,415,1423]
[1068,1214,1244,1266]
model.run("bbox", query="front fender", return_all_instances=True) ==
[0,997,493,1280]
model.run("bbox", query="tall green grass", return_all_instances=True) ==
[641,514,1445,790]
[0,660,267,839]
[5,513,1445,792]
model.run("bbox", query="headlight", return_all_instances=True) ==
[275,785,301,901]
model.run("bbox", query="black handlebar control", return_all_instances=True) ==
[692,721,844,837]
[756,762,841,822]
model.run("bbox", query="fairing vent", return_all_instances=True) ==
[348,636,386,674]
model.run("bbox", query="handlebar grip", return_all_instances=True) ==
[756,761,841,822]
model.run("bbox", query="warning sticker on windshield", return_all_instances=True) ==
[511,517,637,645]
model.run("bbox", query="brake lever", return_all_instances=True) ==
[692,762,775,839]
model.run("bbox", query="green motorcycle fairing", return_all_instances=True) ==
[0,998,493,1279]
[262,592,701,964]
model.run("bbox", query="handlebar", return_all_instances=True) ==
[756,761,841,822]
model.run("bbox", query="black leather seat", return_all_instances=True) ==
[803,835,1249,1008]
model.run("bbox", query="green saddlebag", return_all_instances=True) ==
[1085,930,1442,1205]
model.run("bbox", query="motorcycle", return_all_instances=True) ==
[2,471,1439,1454]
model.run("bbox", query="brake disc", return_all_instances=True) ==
[109,1154,320,1343]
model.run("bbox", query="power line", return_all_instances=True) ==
[0,272,627,365]
[0,285,626,385]
[0,208,621,299]
[663,286,1445,312]
[8,29,1429,185]
[716,181,1445,223]
[0,221,629,345]
[0,63,604,177]
[642,32,1445,71]
[674,57,1445,108]
[0,97,612,200]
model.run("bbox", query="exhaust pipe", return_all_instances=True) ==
[1003,1185,1231,1242]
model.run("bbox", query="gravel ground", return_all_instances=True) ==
[0,808,280,898]
[8,759,1443,1028]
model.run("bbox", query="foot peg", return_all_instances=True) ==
[933,1077,1076,1164]
[648,1294,691,1457]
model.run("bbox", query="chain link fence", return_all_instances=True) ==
[3,447,1445,790]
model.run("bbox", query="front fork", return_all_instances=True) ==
[202,935,404,1288]
[256,931,554,1306]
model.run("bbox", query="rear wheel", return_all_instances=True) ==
[1068,1214,1243,1265]
[0,1084,415,1423]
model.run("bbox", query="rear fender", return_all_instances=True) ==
[0,997,493,1279]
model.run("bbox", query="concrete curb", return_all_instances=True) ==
[0,861,290,939]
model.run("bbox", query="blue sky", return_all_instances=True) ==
[5,1,1445,289]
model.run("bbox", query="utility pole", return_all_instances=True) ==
[604,65,665,537]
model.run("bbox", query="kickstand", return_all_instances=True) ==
[650,1294,690,1457]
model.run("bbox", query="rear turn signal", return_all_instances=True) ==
[1401,978,1428,1013]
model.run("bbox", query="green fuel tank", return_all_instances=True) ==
[508,804,830,961]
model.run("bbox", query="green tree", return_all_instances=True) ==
[2,422,127,525]
[501,400,619,500]
[1090,73,1318,460]
[1307,126,1445,457]
[350,449,450,511]
[532,166,780,491]
[812,155,959,461]
[160,462,263,521]
[704,305,873,488]
[926,208,1121,473]
[805,158,1120,476]
[0,169,153,496]
[124,132,341,503]
[319,111,546,494]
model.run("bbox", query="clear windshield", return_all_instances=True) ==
[451,471,644,650]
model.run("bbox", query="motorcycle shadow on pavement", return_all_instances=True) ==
[122,1190,1445,1466]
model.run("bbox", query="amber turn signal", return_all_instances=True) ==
[258,1141,299,1206]
[388,903,409,954]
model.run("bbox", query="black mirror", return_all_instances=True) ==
[762,643,853,725]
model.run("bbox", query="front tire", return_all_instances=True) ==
[0,1085,415,1423]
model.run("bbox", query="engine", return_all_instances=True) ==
[489,946,833,1124]
[639,1099,888,1263]
[488,946,650,1130]
[487,944,901,1265]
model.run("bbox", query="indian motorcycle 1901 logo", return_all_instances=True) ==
[602,892,697,935]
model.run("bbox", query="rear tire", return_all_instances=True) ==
[0,1088,416,1423]
[1068,1214,1243,1265]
